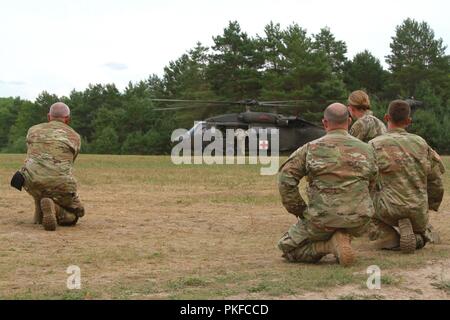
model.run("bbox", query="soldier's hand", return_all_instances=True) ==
[285,202,307,219]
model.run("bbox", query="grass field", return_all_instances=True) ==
[1,154,449,300]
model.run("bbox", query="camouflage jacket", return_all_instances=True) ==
[22,120,81,191]
[369,128,445,215]
[350,111,387,142]
[278,129,378,229]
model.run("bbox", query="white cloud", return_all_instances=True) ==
[0,80,26,86]
[103,62,129,71]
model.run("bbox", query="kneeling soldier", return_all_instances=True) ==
[369,100,445,253]
[278,103,377,267]
[14,102,85,231]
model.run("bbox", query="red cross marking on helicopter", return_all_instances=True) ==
[259,140,269,150]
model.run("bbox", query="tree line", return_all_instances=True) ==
[0,18,449,154]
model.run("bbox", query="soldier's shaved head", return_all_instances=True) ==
[322,103,351,132]
[48,102,71,124]
[324,103,349,125]
[49,102,70,118]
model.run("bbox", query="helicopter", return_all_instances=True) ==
[151,97,425,155]
[151,98,327,154]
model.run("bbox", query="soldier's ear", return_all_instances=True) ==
[47,113,51,122]
[384,114,390,123]
[348,117,352,127]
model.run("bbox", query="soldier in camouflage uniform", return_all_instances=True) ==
[278,103,378,267]
[347,91,386,240]
[369,100,445,253]
[348,90,386,142]
[21,102,85,231]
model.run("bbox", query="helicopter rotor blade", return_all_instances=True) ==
[151,98,345,112]
[258,103,316,108]
[153,103,239,111]
[259,100,316,104]
[151,99,242,105]
[153,104,307,111]
[260,99,346,105]
[153,106,202,111]
[151,98,287,107]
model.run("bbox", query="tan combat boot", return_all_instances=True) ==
[313,231,355,267]
[40,198,57,231]
[398,218,415,254]
[370,224,400,250]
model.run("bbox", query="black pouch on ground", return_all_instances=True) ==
[10,171,25,191]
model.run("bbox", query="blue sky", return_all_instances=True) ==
[0,0,448,100]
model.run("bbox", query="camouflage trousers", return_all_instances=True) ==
[24,178,84,227]
[373,198,429,235]
[278,218,368,263]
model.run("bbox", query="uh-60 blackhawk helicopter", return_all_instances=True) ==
[151,97,423,155]
[152,98,329,154]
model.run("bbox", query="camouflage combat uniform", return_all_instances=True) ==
[21,120,84,226]
[349,111,386,238]
[278,129,378,262]
[350,111,387,143]
[369,128,445,238]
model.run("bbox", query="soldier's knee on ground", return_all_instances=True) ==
[277,232,298,254]
[55,205,79,227]
[284,244,324,263]
[278,233,323,263]
[369,220,400,250]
